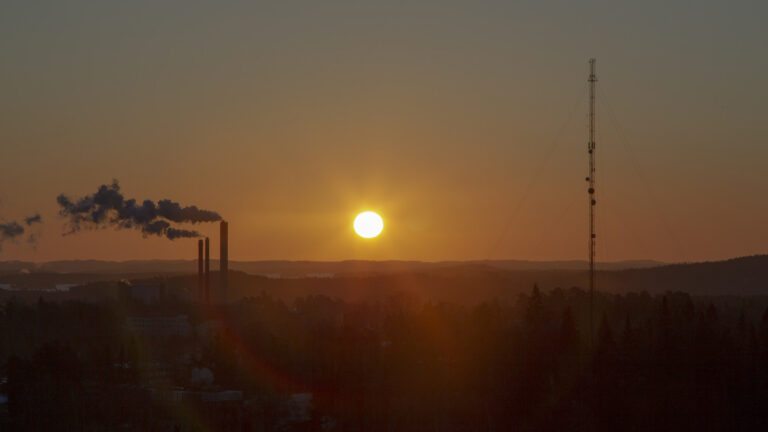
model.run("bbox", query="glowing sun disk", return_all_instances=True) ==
[354,211,383,238]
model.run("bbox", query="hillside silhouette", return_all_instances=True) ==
[3,255,768,303]
[0,258,663,276]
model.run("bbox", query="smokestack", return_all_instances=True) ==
[220,221,229,304]
[204,237,210,305]
[197,239,204,302]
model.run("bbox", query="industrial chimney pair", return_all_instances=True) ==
[197,221,228,304]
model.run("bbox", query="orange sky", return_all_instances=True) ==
[1,1,767,263]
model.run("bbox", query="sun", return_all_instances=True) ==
[354,211,384,239]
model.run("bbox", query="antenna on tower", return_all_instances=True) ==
[587,58,597,348]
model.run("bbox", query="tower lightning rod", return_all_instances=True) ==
[587,58,597,348]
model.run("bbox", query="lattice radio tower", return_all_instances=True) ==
[587,58,597,346]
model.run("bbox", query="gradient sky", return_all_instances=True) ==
[1,0,766,263]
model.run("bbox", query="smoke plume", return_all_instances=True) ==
[57,180,221,240]
[24,213,42,225]
[1,213,42,250]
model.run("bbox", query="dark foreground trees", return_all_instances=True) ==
[3,288,768,430]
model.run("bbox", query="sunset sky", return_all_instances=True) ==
[1,0,766,263]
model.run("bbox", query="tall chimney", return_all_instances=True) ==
[220,220,228,303]
[204,237,210,305]
[197,239,204,302]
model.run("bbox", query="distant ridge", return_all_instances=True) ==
[0,258,664,277]
[4,255,768,297]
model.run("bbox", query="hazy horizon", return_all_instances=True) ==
[2,0,767,263]
[2,256,668,265]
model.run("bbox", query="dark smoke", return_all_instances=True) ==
[1,213,42,249]
[24,213,42,226]
[57,180,221,240]
[1,221,24,240]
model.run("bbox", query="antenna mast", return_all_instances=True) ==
[587,58,597,346]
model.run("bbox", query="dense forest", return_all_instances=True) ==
[2,284,768,430]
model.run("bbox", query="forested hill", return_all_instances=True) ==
[132,255,768,303]
[599,254,768,295]
[2,255,768,303]
[0,258,662,277]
